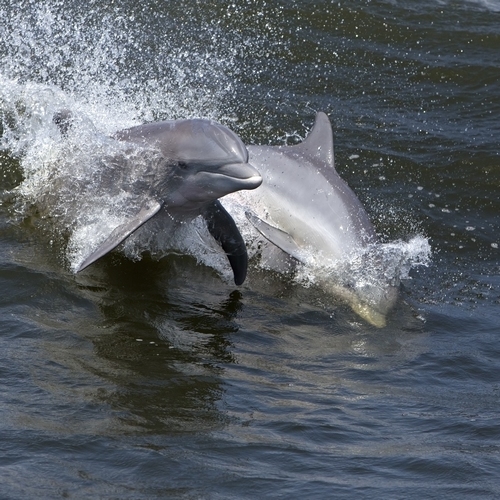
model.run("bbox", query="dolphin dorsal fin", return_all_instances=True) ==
[292,112,335,168]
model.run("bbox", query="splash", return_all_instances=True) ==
[0,0,432,319]
[0,0,242,270]
[222,193,431,327]
[0,0,240,122]
[314,236,432,327]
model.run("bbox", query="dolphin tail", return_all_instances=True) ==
[202,201,248,286]
[75,200,163,272]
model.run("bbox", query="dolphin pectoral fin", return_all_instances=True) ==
[245,212,306,263]
[202,201,248,286]
[75,200,163,272]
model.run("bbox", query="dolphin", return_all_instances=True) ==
[222,112,398,325]
[54,112,262,284]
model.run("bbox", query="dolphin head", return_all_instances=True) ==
[164,119,262,206]
[115,119,262,211]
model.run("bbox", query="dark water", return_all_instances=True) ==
[1,0,499,498]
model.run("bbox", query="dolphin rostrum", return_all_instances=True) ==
[223,112,398,325]
[54,112,262,284]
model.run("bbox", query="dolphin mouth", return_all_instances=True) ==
[216,162,263,189]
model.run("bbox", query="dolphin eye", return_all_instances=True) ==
[178,161,188,169]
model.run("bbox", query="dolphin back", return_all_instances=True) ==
[282,112,377,244]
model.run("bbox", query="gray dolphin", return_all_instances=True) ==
[245,112,377,261]
[55,112,262,284]
[223,112,398,325]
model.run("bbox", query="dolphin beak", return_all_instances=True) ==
[218,162,263,190]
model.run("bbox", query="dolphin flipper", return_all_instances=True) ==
[202,201,248,286]
[76,200,163,272]
[246,212,306,264]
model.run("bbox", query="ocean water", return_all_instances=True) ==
[0,0,499,498]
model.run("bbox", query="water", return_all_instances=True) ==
[0,0,499,498]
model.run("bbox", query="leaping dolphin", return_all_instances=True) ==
[54,112,262,284]
[222,112,399,326]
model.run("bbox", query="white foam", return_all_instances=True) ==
[222,192,431,325]
[1,0,432,304]
[0,0,242,270]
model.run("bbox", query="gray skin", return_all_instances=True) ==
[243,112,376,262]
[224,112,398,326]
[54,112,262,284]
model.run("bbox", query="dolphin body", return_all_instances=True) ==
[54,112,262,284]
[223,112,399,326]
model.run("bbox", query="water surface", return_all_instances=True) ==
[1,0,499,498]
